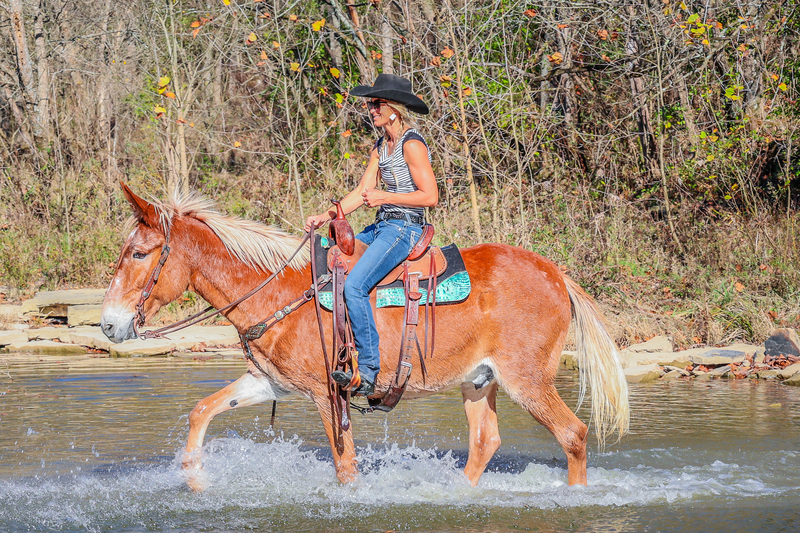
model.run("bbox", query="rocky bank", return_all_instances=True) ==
[2,289,800,386]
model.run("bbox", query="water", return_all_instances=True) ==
[1,352,799,532]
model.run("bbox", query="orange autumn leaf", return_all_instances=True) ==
[734,282,745,292]
[430,56,441,67]
[441,47,454,58]
[557,24,569,29]
[165,91,176,99]
[340,129,352,137]
[192,28,201,38]
[289,14,298,21]
[234,141,242,148]
[597,29,609,40]
[191,21,201,28]
[462,87,472,96]
[524,9,537,18]
[260,50,268,59]
[547,52,564,65]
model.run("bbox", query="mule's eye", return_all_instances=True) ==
[132,251,147,260]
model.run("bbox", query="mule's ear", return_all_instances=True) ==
[120,181,159,227]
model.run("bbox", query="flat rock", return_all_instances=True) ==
[68,305,103,326]
[0,330,28,346]
[777,363,800,379]
[709,364,732,377]
[725,343,765,356]
[107,325,239,357]
[765,328,800,358]
[756,370,780,379]
[27,327,68,341]
[136,324,240,347]
[6,340,88,355]
[59,328,114,352]
[688,348,748,366]
[663,365,690,376]
[622,336,673,354]
[110,338,186,357]
[623,363,663,384]
[0,304,25,320]
[22,289,106,318]
[782,374,800,387]
[661,370,683,381]
[621,350,694,369]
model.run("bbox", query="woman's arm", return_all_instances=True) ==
[362,139,438,208]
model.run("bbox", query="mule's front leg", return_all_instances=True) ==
[313,394,358,483]
[182,371,284,492]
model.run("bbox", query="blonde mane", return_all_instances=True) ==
[130,190,309,272]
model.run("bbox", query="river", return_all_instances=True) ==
[0,353,798,532]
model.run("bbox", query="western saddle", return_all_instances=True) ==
[325,201,441,412]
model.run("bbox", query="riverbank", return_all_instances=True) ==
[2,288,800,386]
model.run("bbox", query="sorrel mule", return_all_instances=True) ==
[101,183,629,491]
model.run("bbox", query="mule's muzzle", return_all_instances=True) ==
[100,309,137,343]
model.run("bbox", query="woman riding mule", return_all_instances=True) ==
[102,178,628,491]
[305,74,438,397]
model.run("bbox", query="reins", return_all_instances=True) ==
[133,227,313,340]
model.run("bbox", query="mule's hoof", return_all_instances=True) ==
[182,464,209,493]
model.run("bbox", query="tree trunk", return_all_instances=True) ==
[33,0,50,139]
[626,6,657,176]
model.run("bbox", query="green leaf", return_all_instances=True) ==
[687,14,700,24]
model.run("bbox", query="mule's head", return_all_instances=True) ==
[101,183,190,342]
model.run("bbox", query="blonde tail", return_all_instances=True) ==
[564,275,630,447]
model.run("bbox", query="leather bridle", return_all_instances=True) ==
[129,218,313,341]
[132,222,172,339]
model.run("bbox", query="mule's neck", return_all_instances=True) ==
[181,220,311,328]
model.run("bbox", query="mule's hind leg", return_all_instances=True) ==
[182,371,285,491]
[461,380,501,486]
[507,380,588,486]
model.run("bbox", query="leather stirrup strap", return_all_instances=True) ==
[375,263,421,411]
[310,233,347,449]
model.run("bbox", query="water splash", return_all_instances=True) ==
[0,435,796,533]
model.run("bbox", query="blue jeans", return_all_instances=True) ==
[344,219,423,384]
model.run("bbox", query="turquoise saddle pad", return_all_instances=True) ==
[314,238,471,310]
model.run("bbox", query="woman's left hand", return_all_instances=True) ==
[362,189,387,208]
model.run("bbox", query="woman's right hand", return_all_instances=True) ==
[304,212,332,233]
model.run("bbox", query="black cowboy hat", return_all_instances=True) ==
[350,73,429,115]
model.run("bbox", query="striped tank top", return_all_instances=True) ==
[375,128,431,223]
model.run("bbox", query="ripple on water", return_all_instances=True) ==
[1,357,799,532]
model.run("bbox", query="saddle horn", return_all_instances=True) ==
[328,199,355,256]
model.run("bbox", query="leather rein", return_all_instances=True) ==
[132,223,314,341]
